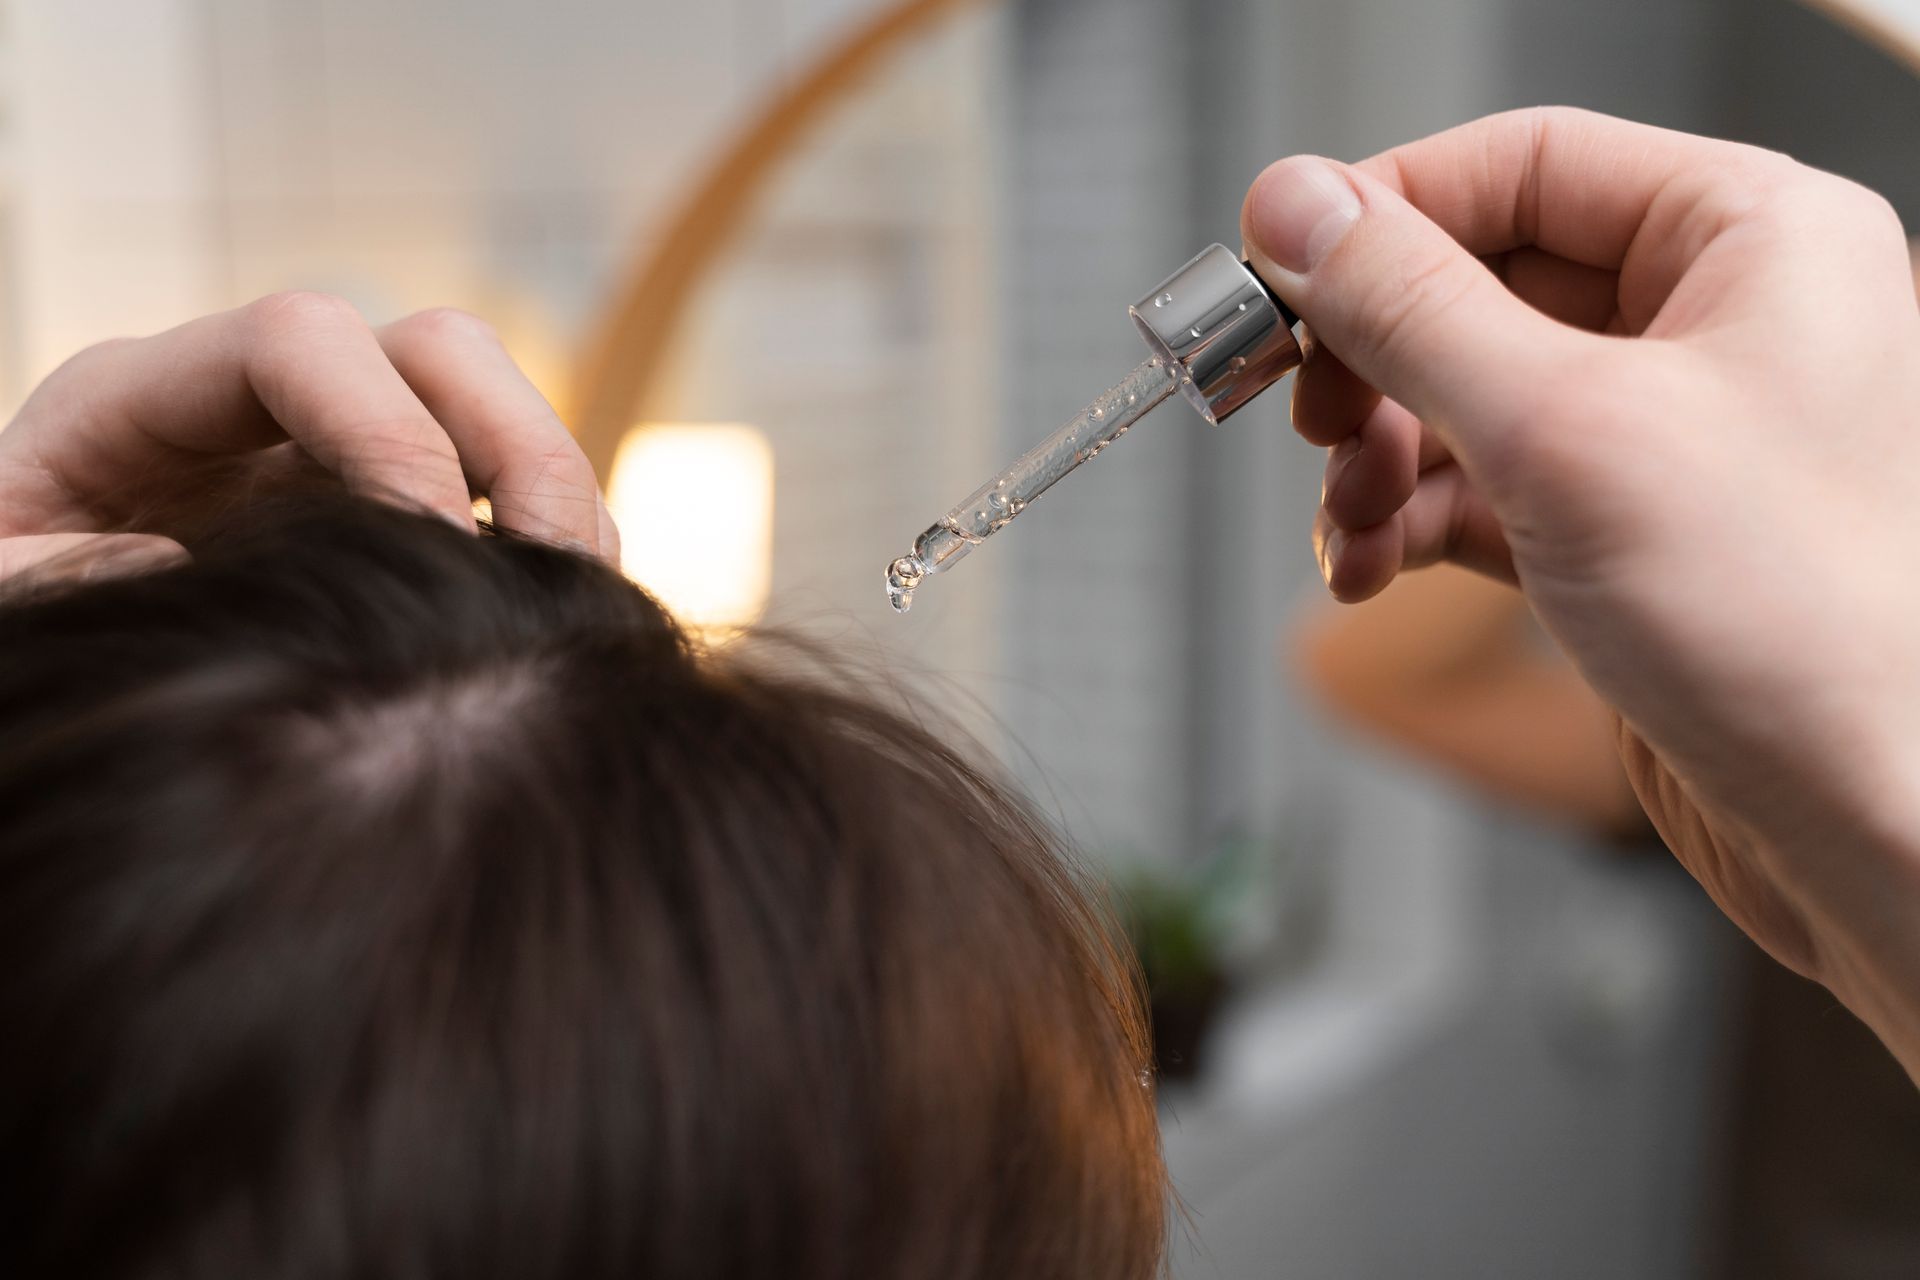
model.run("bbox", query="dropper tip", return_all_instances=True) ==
[885,555,926,615]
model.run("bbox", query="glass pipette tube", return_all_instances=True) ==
[882,243,1304,613]
[884,356,1179,613]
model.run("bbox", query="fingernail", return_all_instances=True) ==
[1323,436,1361,504]
[79,541,190,583]
[1247,157,1362,275]
[1317,527,1348,589]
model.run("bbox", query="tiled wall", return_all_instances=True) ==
[993,0,1199,862]
[4,1,226,401]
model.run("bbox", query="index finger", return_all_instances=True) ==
[377,308,616,561]
[1354,106,1793,271]
[12,294,477,532]
[238,293,477,529]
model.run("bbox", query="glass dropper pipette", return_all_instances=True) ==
[884,244,1303,613]
[884,356,1178,612]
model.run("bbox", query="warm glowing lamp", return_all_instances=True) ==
[605,423,774,635]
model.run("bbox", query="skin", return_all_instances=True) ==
[1242,107,1920,1082]
[1290,247,1920,840]
[1297,248,1920,842]
[0,293,616,580]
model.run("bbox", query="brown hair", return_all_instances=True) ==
[0,498,1164,1278]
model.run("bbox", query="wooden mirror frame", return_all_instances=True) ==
[568,0,990,478]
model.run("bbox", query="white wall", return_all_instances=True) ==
[0,0,965,399]
[2,1,224,400]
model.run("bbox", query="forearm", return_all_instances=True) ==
[1813,862,1920,1088]
[1685,731,1920,1087]
[1811,757,1920,1086]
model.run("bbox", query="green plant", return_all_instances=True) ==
[1115,832,1270,1080]
[1120,873,1225,998]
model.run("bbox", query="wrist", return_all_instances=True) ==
[1795,734,1920,1085]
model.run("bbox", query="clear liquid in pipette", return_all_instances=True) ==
[885,356,1179,613]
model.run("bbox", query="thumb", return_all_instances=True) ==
[1242,156,1579,460]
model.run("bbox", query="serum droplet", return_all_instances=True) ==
[1153,292,1173,308]
[886,555,926,614]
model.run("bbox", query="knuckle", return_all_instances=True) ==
[247,290,362,340]
[1737,165,1904,246]
[528,439,598,493]
[1678,149,1829,256]
[1476,104,1591,151]
[9,337,139,433]
[56,335,140,377]
[78,334,140,359]
[1691,138,1797,207]
[1724,141,1799,183]
[396,306,498,348]
[1706,148,1799,213]
[24,336,140,415]
[1510,104,1589,135]
[1826,178,1903,238]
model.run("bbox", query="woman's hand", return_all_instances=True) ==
[1243,107,1920,1076]
[0,293,616,578]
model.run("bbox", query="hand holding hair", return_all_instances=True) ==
[0,295,616,579]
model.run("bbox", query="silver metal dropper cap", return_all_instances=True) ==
[1130,243,1302,424]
